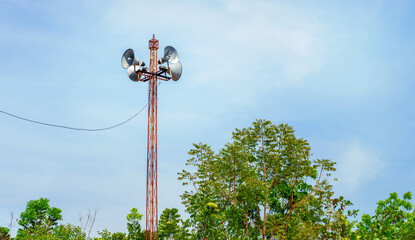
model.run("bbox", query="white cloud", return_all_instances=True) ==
[336,140,386,194]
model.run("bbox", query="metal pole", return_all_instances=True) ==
[146,34,159,240]
[121,34,180,240]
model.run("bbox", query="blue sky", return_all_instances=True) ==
[1,0,415,236]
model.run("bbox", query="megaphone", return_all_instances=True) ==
[158,46,179,64]
[169,61,182,81]
[121,49,145,69]
[159,61,182,81]
[127,65,147,82]
[168,61,182,81]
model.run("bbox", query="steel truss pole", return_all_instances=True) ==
[146,34,159,240]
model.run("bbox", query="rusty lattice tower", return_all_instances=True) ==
[146,35,159,240]
[121,34,182,240]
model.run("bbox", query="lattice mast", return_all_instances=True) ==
[121,34,182,240]
[146,34,159,240]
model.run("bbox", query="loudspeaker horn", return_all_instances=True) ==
[121,49,145,69]
[158,46,179,64]
[127,65,146,82]
[168,61,182,81]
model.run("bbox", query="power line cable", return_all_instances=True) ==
[0,81,163,131]
[0,104,147,131]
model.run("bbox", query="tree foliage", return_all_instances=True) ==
[96,229,127,240]
[18,198,62,231]
[0,227,10,240]
[354,191,415,239]
[158,208,181,240]
[178,119,355,239]
[15,224,86,240]
[9,120,415,240]
[126,208,145,240]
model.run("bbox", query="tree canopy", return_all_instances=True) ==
[178,119,356,239]
[3,119,414,240]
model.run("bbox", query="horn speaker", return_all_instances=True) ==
[127,65,146,82]
[158,46,179,64]
[168,61,182,81]
[122,49,145,69]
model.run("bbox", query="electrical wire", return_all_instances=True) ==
[0,81,162,131]
[0,104,147,131]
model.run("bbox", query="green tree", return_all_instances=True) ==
[158,208,181,240]
[179,119,355,239]
[126,208,145,240]
[14,199,89,240]
[16,224,87,240]
[96,229,112,239]
[179,144,227,239]
[96,229,127,240]
[0,227,10,240]
[15,224,53,240]
[18,198,62,231]
[54,224,87,240]
[175,219,191,240]
[355,191,415,239]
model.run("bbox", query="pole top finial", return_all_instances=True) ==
[149,35,159,50]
